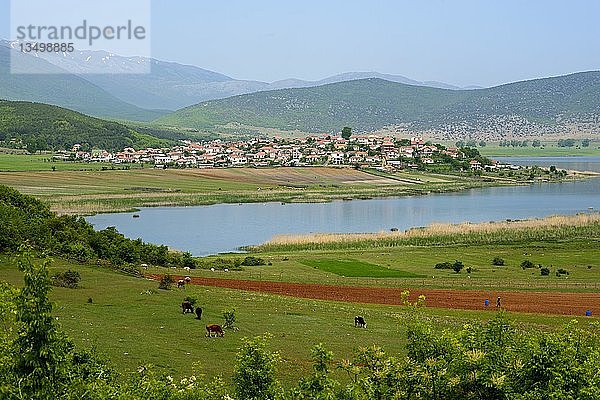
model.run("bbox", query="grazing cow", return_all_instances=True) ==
[184,276,191,284]
[177,279,185,289]
[182,300,194,314]
[206,324,224,337]
[195,306,203,320]
[354,315,367,328]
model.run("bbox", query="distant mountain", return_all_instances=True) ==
[0,43,166,121]
[0,100,170,151]
[156,72,600,137]
[2,40,476,111]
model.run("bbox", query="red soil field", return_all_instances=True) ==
[150,275,599,317]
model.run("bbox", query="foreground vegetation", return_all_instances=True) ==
[2,251,600,399]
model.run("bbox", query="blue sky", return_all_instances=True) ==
[2,0,599,87]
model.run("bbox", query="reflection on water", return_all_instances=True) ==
[88,175,599,256]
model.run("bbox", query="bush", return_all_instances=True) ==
[556,268,569,276]
[492,257,505,266]
[183,296,197,306]
[158,274,174,290]
[51,269,81,288]
[233,335,281,400]
[540,267,550,276]
[223,309,236,329]
[241,256,266,266]
[453,261,464,273]
[434,261,453,269]
[466,266,472,274]
[521,260,535,269]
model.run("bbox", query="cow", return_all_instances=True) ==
[184,276,191,284]
[177,279,185,289]
[354,315,367,328]
[195,306,203,320]
[181,300,194,314]
[206,324,224,337]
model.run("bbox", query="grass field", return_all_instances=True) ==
[0,164,504,214]
[0,254,591,387]
[299,259,425,278]
[0,153,143,172]
[2,214,600,387]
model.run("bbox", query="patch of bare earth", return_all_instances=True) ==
[148,275,599,317]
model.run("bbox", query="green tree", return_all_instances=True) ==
[233,335,281,400]
[291,344,338,399]
[341,127,352,140]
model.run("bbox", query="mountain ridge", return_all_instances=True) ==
[155,71,600,139]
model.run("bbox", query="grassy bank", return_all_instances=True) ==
[0,166,512,214]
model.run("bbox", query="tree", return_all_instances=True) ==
[582,138,590,147]
[341,127,352,140]
[452,261,464,273]
[233,335,281,400]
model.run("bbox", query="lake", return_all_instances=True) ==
[87,157,600,256]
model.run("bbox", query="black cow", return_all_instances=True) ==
[195,306,203,320]
[354,315,366,328]
[177,279,185,289]
[182,300,194,314]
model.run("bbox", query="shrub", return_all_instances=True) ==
[453,261,464,273]
[540,267,550,276]
[521,260,535,269]
[466,266,472,274]
[158,274,174,290]
[183,296,197,306]
[492,257,505,266]
[51,270,81,288]
[233,335,281,400]
[434,261,453,269]
[223,309,236,329]
[556,268,569,276]
[241,256,266,266]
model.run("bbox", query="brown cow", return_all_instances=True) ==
[206,324,224,337]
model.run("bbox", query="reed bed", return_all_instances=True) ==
[251,213,600,252]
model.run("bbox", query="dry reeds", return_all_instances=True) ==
[252,213,600,252]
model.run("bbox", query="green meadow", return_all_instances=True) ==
[0,253,591,387]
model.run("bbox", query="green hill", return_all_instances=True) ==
[0,100,170,151]
[156,71,600,134]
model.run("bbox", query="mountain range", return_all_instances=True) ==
[0,40,479,115]
[156,72,600,137]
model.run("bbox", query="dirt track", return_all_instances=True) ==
[151,275,600,317]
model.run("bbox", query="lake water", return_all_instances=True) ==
[87,157,600,256]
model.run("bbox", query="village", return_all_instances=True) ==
[61,134,512,172]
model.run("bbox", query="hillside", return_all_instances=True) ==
[0,101,170,151]
[156,72,600,137]
[0,45,167,121]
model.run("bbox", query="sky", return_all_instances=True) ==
[2,0,600,87]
